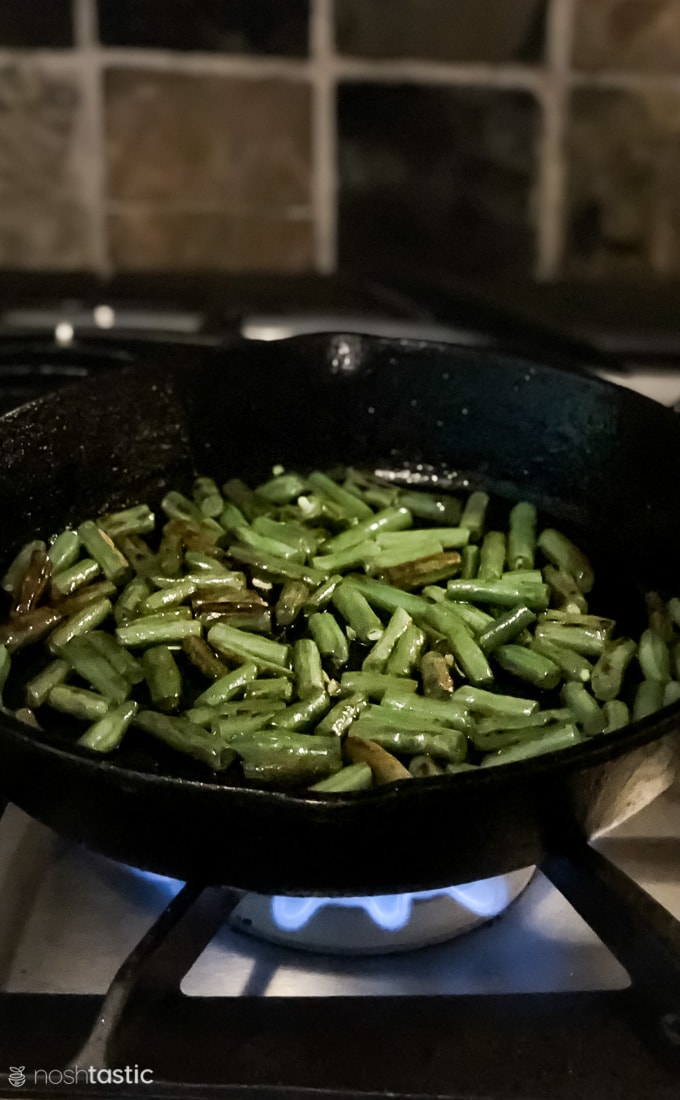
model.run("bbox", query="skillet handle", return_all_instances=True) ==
[541,842,680,1041]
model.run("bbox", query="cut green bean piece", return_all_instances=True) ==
[530,635,592,682]
[183,552,227,574]
[118,533,154,573]
[603,699,630,732]
[253,516,319,556]
[193,476,223,519]
[315,692,369,736]
[446,578,550,610]
[537,528,594,593]
[461,544,480,580]
[87,631,144,684]
[324,507,413,554]
[48,597,113,655]
[645,592,674,643]
[303,575,343,616]
[235,525,305,562]
[544,566,588,615]
[478,531,506,581]
[590,638,637,701]
[307,471,373,521]
[460,491,489,542]
[236,733,342,785]
[638,628,671,683]
[478,606,536,654]
[507,501,536,571]
[664,680,680,707]
[474,708,570,736]
[135,710,235,770]
[161,490,202,524]
[351,722,467,763]
[116,617,201,649]
[378,528,469,550]
[58,580,117,617]
[309,611,350,670]
[420,651,454,699]
[481,723,581,767]
[114,576,152,625]
[274,580,309,629]
[332,582,384,643]
[561,682,605,735]
[47,530,80,573]
[0,607,62,653]
[533,622,608,659]
[452,685,538,719]
[633,680,664,722]
[212,712,279,741]
[195,662,259,706]
[372,540,443,571]
[422,585,446,603]
[199,608,272,635]
[51,558,100,598]
[424,605,494,687]
[445,762,479,775]
[256,472,307,505]
[397,490,461,525]
[186,699,286,726]
[229,544,328,588]
[141,578,196,614]
[362,607,411,672]
[77,521,132,586]
[346,575,431,620]
[312,540,381,574]
[48,684,110,721]
[344,736,412,784]
[243,677,294,701]
[380,689,472,732]
[386,623,426,678]
[142,646,182,712]
[443,601,494,635]
[381,551,462,590]
[61,635,130,704]
[409,755,444,779]
[311,763,373,792]
[207,623,289,667]
[2,540,46,594]
[340,672,418,701]
[494,645,561,691]
[78,700,138,752]
[269,690,330,731]
[14,548,52,615]
[293,638,326,699]
[181,634,229,680]
[26,658,69,708]
[100,505,155,539]
[471,720,571,752]
[668,597,680,629]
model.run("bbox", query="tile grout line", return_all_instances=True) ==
[310,0,337,273]
[535,0,575,280]
[73,0,110,276]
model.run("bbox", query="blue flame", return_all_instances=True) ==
[271,875,513,933]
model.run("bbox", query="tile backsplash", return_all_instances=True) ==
[1,0,679,279]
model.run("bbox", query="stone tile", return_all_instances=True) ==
[0,63,92,268]
[107,208,314,270]
[573,0,680,72]
[98,0,310,56]
[0,0,73,48]
[565,89,680,277]
[338,84,539,277]
[335,0,546,63]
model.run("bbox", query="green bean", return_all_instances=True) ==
[256,472,307,505]
[668,597,680,630]
[161,490,202,525]
[87,630,144,684]
[386,623,427,678]
[379,689,471,732]
[179,634,227,680]
[310,763,373,792]
[77,521,132,586]
[530,635,592,682]
[307,471,373,521]
[183,552,227,574]
[561,682,605,735]
[116,617,201,649]
[603,699,630,732]
[461,544,480,579]
[460,491,489,542]
[47,530,80,573]
[273,581,307,629]
[421,585,446,603]
[207,622,289,668]
[672,641,680,682]
[446,578,550,610]
[2,540,46,594]
[397,490,461,525]
[51,558,100,599]
[293,638,326,699]
[493,645,561,691]
[543,566,588,615]
[340,672,418,701]
[361,607,411,673]
[194,662,259,706]
[118,534,154,573]
[420,651,454,699]
[312,540,381,574]
[452,685,538,720]
[332,582,384,643]
[351,722,467,763]
[381,551,462,590]
[78,700,138,752]
[663,680,680,707]
[408,755,444,778]
[13,548,51,615]
[471,719,570,752]
[199,607,272,634]
[229,544,328,588]
[253,516,319,556]
[26,658,69,708]
[481,723,581,767]
[212,712,279,741]
[142,646,182,712]
[323,507,412,554]
[61,636,130,704]
[507,501,536,571]
[48,597,112,656]
[58,580,117,617]
[153,529,183,577]
[478,606,536,654]
[235,524,305,563]
[591,638,637,701]
[48,684,110,722]
[445,762,479,775]
[303,574,343,616]
[344,736,412,784]
[218,501,248,534]
[346,575,431,619]
[474,708,570,736]
[372,540,443,571]
[537,528,594,593]
[309,611,350,670]
[533,621,608,659]
[135,710,235,770]
[638,628,671,683]
[632,680,664,722]
[478,531,506,581]
[141,578,196,614]
[443,601,495,635]
[243,677,294,701]
[113,576,152,625]
[268,690,331,731]
[192,476,223,519]
[0,607,62,653]
[186,699,287,726]
[100,504,155,539]
[645,592,674,643]
[378,528,469,551]
[315,692,369,736]
[424,605,494,687]
[238,735,342,786]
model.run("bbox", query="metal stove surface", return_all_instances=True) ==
[1,778,678,999]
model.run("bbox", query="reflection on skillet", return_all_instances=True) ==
[1,464,675,799]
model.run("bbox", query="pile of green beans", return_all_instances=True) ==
[0,467,676,794]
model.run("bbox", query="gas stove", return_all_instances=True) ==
[0,274,679,1098]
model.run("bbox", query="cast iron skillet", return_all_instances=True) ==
[0,333,679,902]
